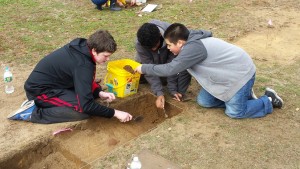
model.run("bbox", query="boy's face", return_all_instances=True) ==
[165,39,183,56]
[151,41,161,51]
[150,35,163,51]
[92,49,112,64]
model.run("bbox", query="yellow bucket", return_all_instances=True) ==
[107,0,126,6]
[105,59,141,98]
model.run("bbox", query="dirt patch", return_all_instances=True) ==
[123,65,135,74]
[235,9,300,65]
[0,93,182,169]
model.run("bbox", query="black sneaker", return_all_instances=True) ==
[110,6,121,11]
[265,87,283,108]
[110,1,121,11]
[95,5,103,10]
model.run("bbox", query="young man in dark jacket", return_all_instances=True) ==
[8,30,132,124]
[136,23,283,118]
[135,20,192,109]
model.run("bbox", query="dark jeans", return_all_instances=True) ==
[91,0,108,7]
[27,89,89,124]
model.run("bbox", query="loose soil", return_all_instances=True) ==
[123,65,135,74]
[0,93,182,169]
[0,1,299,169]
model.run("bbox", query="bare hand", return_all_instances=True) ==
[135,65,143,74]
[130,0,136,5]
[156,95,165,109]
[173,93,182,101]
[117,1,124,6]
[99,91,116,102]
[114,110,132,122]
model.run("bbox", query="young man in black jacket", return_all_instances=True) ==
[8,30,133,124]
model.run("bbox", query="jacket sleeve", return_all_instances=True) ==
[135,42,164,96]
[165,53,192,96]
[142,40,207,77]
[177,70,191,94]
[165,54,179,95]
[92,81,102,99]
[166,74,178,96]
[73,65,115,118]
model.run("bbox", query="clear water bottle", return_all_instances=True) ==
[129,155,142,169]
[3,66,14,94]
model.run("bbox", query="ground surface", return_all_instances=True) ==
[0,0,299,169]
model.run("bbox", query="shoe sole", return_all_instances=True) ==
[7,100,35,119]
[20,99,29,107]
[266,87,284,104]
[251,88,258,99]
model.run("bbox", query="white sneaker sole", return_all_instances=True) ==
[7,100,35,119]
[251,88,258,99]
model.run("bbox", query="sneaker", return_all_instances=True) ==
[7,100,36,121]
[110,6,122,11]
[251,88,258,99]
[110,1,121,11]
[265,87,283,108]
[95,5,103,10]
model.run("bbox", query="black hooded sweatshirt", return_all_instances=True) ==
[24,38,115,118]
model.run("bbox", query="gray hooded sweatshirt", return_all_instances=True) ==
[142,30,256,102]
[135,19,191,96]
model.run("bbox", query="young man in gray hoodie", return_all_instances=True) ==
[136,23,283,118]
[135,20,192,109]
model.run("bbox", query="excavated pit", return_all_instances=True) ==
[1,93,182,169]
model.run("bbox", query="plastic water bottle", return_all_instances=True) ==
[129,156,142,169]
[3,66,14,94]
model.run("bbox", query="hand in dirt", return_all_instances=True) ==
[114,110,132,122]
[173,93,182,101]
[135,65,143,74]
[99,91,116,102]
[156,95,165,109]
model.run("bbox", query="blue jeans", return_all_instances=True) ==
[197,75,273,118]
[91,0,108,7]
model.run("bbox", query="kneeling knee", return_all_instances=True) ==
[225,109,245,119]
[197,99,214,108]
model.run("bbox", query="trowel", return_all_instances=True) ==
[132,115,144,122]
[162,108,168,118]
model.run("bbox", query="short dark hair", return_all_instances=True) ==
[164,23,189,44]
[87,30,117,53]
[137,23,161,49]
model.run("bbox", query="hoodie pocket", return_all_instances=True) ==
[208,76,230,87]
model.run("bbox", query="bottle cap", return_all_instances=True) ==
[133,156,139,161]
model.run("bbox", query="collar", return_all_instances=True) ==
[89,49,96,63]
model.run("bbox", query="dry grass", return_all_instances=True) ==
[0,0,299,168]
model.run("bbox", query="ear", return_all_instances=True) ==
[177,40,186,48]
[91,48,97,56]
